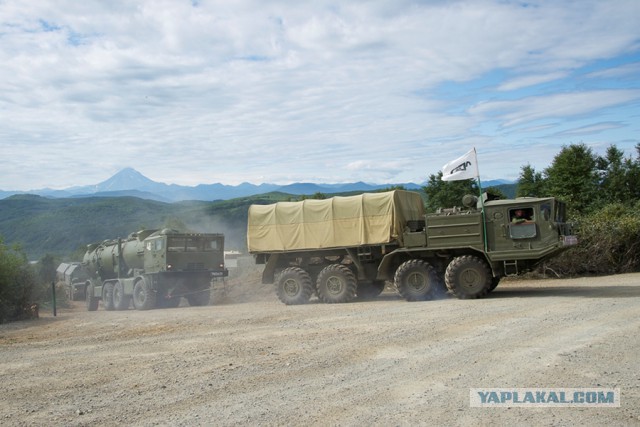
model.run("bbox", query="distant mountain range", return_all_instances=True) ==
[0,168,513,202]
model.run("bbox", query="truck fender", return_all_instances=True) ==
[376,252,402,281]
[262,253,280,284]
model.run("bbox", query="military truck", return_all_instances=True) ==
[56,262,90,301]
[83,229,228,311]
[248,190,577,304]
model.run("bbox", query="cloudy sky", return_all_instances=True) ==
[1,0,639,191]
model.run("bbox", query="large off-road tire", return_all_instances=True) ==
[86,283,99,311]
[187,288,211,306]
[316,264,357,304]
[112,281,130,310]
[102,282,115,311]
[394,259,441,301]
[356,280,385,300]
[488,276,501,293]
[159,295,182,308]
[133,277,156,310]
[445,255,492,299]
[275,267,314,305]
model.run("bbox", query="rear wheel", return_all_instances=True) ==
[160,295,182,308]
[316,264,357,304]
[187,288,211,306]
[86,283,98,311]
[445,255,491,299]
[488,276,501,293]
[276,267,314,305]
[112,281,130,310]
[102,282,115,311]
[133,277,156,310]
[394,259,441,301]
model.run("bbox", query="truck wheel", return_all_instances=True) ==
[187,289,211,306]
[316,264,357,304]
[133,278,156,310]
[356,280,385,300]
[102,283,115,311]
[113,281,130,310]
[86,284,99,311]
[488,276,501,293]
[160,295,182,308]
[394,259,440,301]
[445,255,491,299]
[276,267,314,305]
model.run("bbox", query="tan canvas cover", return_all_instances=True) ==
[247,190,425,252]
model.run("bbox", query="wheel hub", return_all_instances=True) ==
[326,276,344,295]
[408,272,427,292]
[283,279,300,296]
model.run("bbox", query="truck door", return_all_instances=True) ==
[488,203,557,258]
[485,205,538,255]
[144,237,165,273]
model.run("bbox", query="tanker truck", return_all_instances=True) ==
[247,190,577,304]
[83,229,228,311]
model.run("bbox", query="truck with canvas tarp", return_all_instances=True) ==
[248,190,577,305]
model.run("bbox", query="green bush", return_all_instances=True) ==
[543,202,640,276]
[0,240,39,323]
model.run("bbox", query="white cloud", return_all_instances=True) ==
[497,72,569,91]
[469,90,640,127]
[0,0,639,190]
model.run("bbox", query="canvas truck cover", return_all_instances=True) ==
[247,190,425,252]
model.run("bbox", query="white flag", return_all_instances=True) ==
[441,148,478,181]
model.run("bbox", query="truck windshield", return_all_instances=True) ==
[167,237,220,252]
[205,239,220,251]
[167,237,200,252]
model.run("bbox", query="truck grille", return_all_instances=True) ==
[186,262,205,271]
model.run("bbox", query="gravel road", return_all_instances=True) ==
[1,271,639,426]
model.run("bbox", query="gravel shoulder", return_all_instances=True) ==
[1,272,639,426]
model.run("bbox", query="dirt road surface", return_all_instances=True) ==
[1,272,639,426]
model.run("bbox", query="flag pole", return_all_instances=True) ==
[473,148,489,253]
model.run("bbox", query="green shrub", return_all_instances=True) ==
[543,202,640,276]
[0,241,38,323]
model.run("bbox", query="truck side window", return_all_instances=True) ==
[540,204,551,221]
[509,207,536,239]
[509,207,534,224]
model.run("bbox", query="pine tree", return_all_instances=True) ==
[516,164,545,197]
[544,144,599,215]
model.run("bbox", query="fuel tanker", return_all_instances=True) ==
[83,229,228,311]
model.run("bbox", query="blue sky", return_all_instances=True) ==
[1,0,639,191]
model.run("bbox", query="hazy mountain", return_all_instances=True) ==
[0,168,513,202]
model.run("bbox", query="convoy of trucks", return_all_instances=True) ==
[55,161,578,311]
[67,229,228,311]
[248,190,577,305]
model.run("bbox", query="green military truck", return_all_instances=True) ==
[248,190,577,304]
[83,229,228,311]
[56,262,90,301]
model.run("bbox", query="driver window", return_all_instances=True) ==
[509,207,534,224]
[508,207,536,239]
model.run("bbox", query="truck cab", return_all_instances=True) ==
[482,197,576,275]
